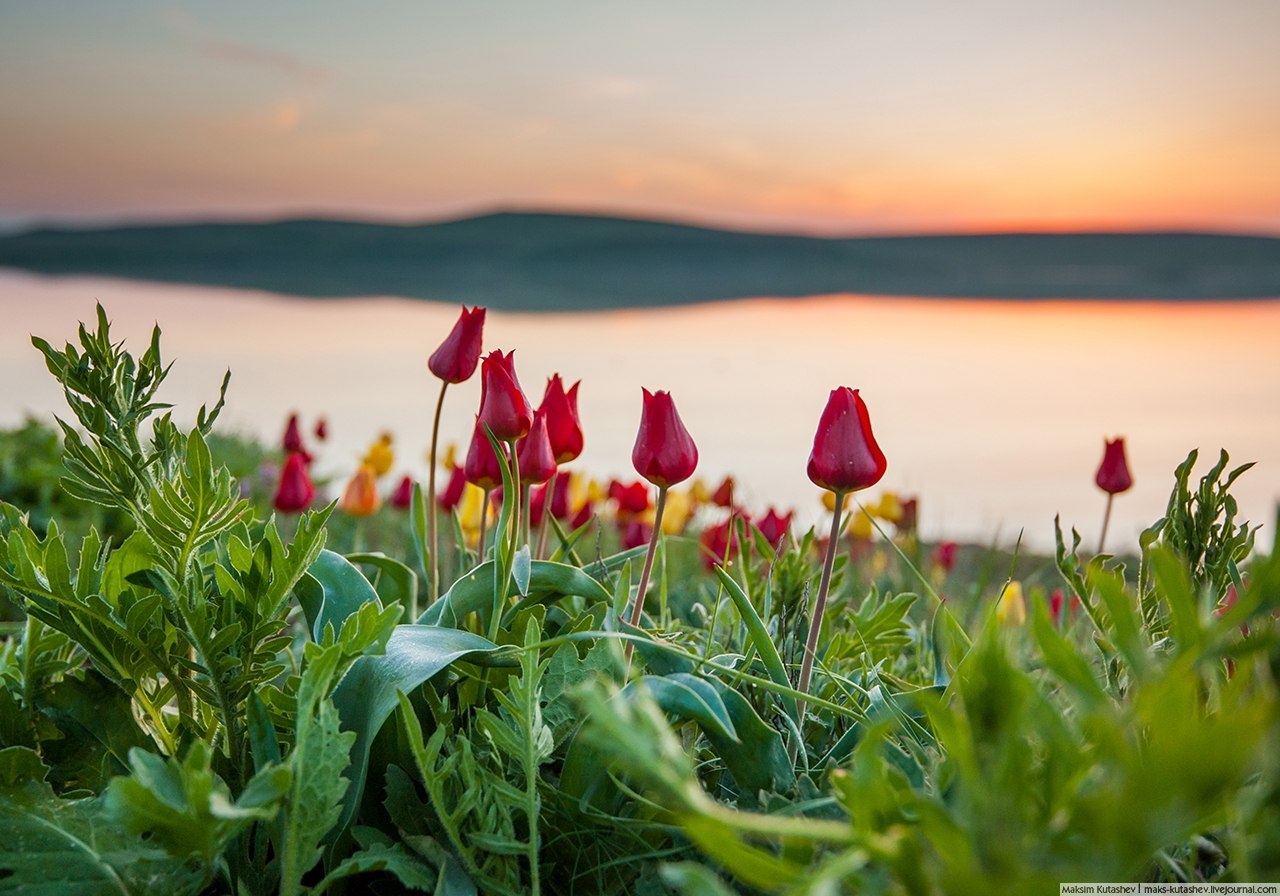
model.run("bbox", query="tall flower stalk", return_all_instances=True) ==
[797,387,887,720]
[1094,436,1133,554]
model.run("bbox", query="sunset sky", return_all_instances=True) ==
[2,1,1279,235]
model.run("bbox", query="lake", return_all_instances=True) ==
[2,269,1277,552]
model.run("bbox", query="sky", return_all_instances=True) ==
[2,1,1279,235]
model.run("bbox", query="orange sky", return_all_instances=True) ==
[2,2,1279,234]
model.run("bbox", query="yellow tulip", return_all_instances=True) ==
[442,441,458,469]
[585,478,607,505]
[870,491,903,524]
[690,478,713,503]
[457,483,490,543]
[821,491,851,512]
[848,509,874,540]
[363,432,395,477]
[340,464,381,517]
[996,581,1027,627]
[660,489,694,535]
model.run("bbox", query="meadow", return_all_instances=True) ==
[0,305,1276,895]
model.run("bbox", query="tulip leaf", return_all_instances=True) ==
[712,566,797,724]
[513,545,531,597]
[296,550,381,643]
[420,559,611,628]
[347,552,419,622]
[328,625,516,850]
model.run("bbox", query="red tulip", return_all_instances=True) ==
[529,483,550,528]
[610,480,652,515]
[571,501,593,530]
[438,464,466,511]
[710,476,736,508]
[282,413,313,464]
[1050,588,1064,625]
[517,409,558,485]
[632,389,698,488]
[429,305,486,384]
[390,474,415,509]
[933,541,957,573]
[620,518,653,550]
[756,507,794,550]
[549,470,572,520]
[273,452,315,513]
[807,388,886,494]
[314,417,328,442]
[1095,437,1133,495]
[898,497,918,533]
[699,517,742,570]
[477,350,533,442]
[540,375,583,464]
[463,417,504,491]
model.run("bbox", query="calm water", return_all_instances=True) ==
[2,270,1278,552]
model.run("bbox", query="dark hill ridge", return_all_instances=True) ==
[1,211,1278,309]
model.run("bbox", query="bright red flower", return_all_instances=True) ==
[314,417,328,442]
[620,518,652,550]
[463,417,504,491]
[699,517,741,570]
[273,452,315,513]
[1050,588,1064,625]
[517,408,558,485]
[610,480,652,515]
[477,350,533,442]
[428,305,486,384]
[438,464,466,511]
[807,388,886,493]
[540,375,583,464]
[390,474,415,509]
[898,497,918,533]
[631,389,698,488]
[549,470,572,520]
[933,541,958,573]
[756,507,793,550]
[711,476,736,508]
[529,483,548,529]
[282,413,313,464]
[571,501,593,530]
[1095,437,1133,495]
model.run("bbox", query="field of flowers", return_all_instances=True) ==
[0,305,1277,895]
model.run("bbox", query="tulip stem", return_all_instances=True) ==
[478,488,491,559]
[1098,492,1114,555]
[426,380,448,601]
[535,473,558,559]
[508,441,522,560]
[623,486,667,668]
[519,483,532,548]
[796,490,846,724]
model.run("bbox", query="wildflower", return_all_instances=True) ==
[610,480,652,515]
[710,476,735,508]
[1050,588,1065,625]
[314,417,328,442]
[620,518,652,550]
[933,541,958,573]
[869,491,903,524]
[363,432,395,477]
[540,375,584,464]
[849,508,875,540]
[438,464,467,512]
[428,305,486,384]
[282,413,313,464]
[690,478,713,503]
[699,517,741,570]
[631,389,698,488]
[273,452,314,513]
[997,581,1026,627]
[660,488,694,535]
[1095,437,1134,495]
[341,464,381,517]
[478,350,533,442]
[756,507,793,550]
[390,474,415,509]
[807,388,886,494]
[898,497,919,533]
[548,470,573,520]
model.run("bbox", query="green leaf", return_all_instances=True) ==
[348,552,420,623]
[328,626,515,852]
[421,559,611,627]
[712,566,797,724]
[296,550,381,642]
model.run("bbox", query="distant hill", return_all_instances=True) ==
[1,211,1279,309]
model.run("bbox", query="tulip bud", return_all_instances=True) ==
[390,474,415,509]
[273,452,315,513]
[341,464,381,517]
[710,476,735,508]
[463,417,504,491]
[517,409,558,485]
[631,389,698,488]
[1095,437,1133,495]
[660,489,694,535]
[429,305,486,384]
[314,417,328,442]
[898,497,919,533]
[620,518,652,550]
[996,581,1026,627]
[807,388,886,494]
[282,413,313,464]
[438,464,467,511]
[699,517,741,570]
[477,350,533,442]
[540,375,584,464]
[609,480,652,515]
[363,432,395,477]
[1049,588,1065,625]
[932,541,958,573]
[549,470,572,520]
[756,507,794,550]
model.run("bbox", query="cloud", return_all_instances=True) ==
[161,8,332,85]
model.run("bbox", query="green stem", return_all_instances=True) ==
[796,491,844,722]
[478,488,491,559]
[520,483,532,549]
[1098,491,1115,555]
[623,486,667,667]
[535,473,558,559]
[427,381,449,602]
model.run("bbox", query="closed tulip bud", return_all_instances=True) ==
[898,497,918,533]
[517,408,558,485]
[273,452,315,513]
[549,470,572,520]
[429,305,486,384]
[710,476,735,508]
[314,417,328,442]
[282,413,313,464]
[756,507,794,550]
[530,482,548,529]
[620,518,652,550]
[933,541,958,573]
[477,350,533,441]
[341,464,381,517]
[438,464,467,511]
[1050,588,1065,625]
[363,432,395,477]
[540,375,583,464]
[609,480,652,515]
[463,418,504,491]
[390,474,415,509]
[632,388,698,488]
[807,388,886,494]
[996,581,1026,627]
[1095,437,1133,495]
